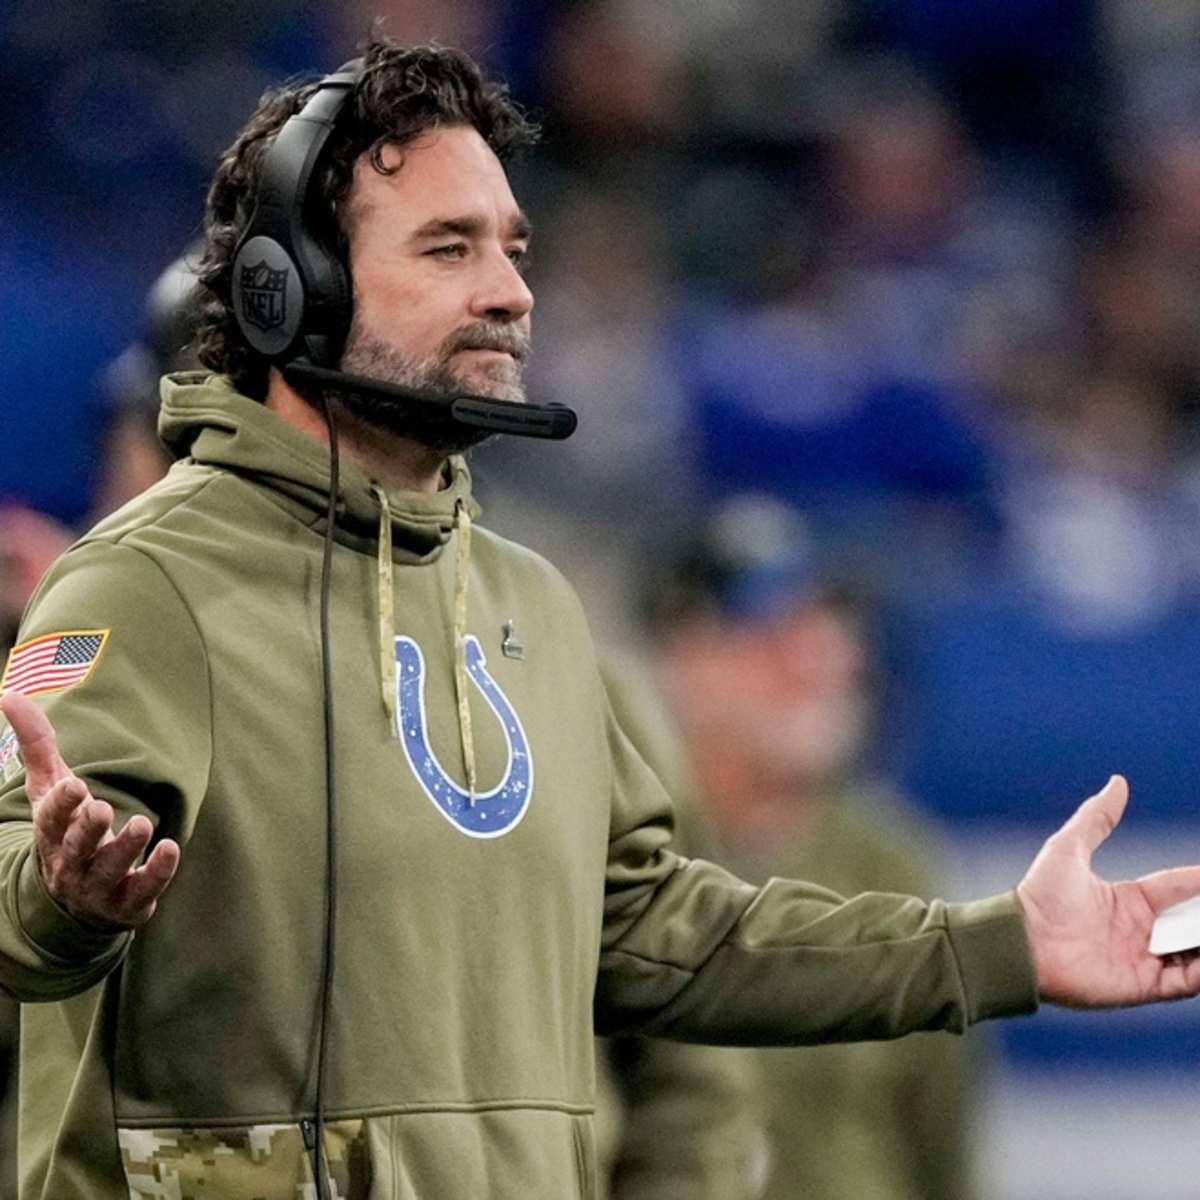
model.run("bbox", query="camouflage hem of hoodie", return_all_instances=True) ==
[118,1120,368,1199]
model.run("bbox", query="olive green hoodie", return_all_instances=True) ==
[0,374,1037,1199]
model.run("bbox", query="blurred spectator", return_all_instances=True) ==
[544,2,687,152]
[93,247,201,515]
[815,59,1076,396]
[979,70,1200,637]
[597,659,764,1200]
[671,63,1086,595]
[646,495,985,1200]
[1100,60,1200,410]
[996,368,1200,637]
[0,249,201,661]
[0,508,75,661]
[845,0,1113,215]
[826,64,976,266]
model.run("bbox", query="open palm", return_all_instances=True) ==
[0,691,179,930]
[1018,776,1200,1008]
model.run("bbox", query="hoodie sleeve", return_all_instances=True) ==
[0,540,211,1001]
[595,697,1038,1043]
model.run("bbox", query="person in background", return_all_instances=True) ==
[598,657,766,1200]
[0,250,197,665]
[92,250,200,517]
[649,494,983,1200]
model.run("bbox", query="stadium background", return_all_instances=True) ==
[4,2,1200,1196]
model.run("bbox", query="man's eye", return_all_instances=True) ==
[507,247,531,272]
[430,243,467,260]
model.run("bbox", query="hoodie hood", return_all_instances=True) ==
[159,371,480,562]
[159,370,485,790]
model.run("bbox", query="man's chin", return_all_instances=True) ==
[332,348,524,450]
[454,368,526,406]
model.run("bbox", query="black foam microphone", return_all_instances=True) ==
[282,359,578,440]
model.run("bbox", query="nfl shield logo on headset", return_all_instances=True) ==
[240,261,290,333]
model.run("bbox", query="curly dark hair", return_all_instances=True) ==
[194,37,539,399]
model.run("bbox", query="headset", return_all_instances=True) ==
[230,60,577,440]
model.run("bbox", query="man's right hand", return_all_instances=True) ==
[0,691,180,930]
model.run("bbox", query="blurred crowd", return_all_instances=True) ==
[5,1,1200,1197]
[7,0,1200,696]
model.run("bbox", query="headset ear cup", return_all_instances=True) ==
[330,257,352,350]
[231,67,359,368]
[290,235,352,366]
[231,235,307,358]
[318,252,353,358]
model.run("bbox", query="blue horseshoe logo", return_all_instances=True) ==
[395,635,534,837]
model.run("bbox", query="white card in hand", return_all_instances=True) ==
[1149,895,1200,955]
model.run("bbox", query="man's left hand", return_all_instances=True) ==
[1018,775,1200,1008]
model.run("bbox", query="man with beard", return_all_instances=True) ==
[2,35,1200,1200]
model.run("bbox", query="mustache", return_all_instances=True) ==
[439,322,531,362]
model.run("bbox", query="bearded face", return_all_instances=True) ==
[338,313,531,452]
[333,129,537,454]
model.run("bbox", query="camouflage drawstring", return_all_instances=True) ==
[370,483,397,737]
[453,498,478,804]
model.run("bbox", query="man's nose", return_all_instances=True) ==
[470,250,534,322]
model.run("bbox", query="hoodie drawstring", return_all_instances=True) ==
[371,484,398,736]
[371,484,477,803]
[453,498,478,803]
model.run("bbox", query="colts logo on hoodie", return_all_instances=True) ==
[394,636,533,838]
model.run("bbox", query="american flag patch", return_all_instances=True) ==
[1,630,110,698]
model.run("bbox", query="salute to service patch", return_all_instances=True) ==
[0,630,110,697]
